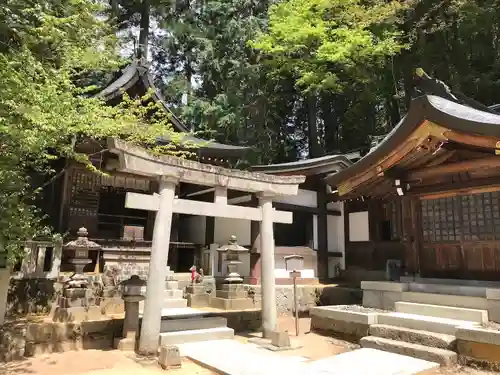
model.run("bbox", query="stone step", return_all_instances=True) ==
[160,316,227,333]
[395,301,488,324]
[165,289,183,299]
[160,327,234,346]
[360,336,457,367]
[163,298,188,308]
[166,281,179,290]
[369,324,456,350]
[401,291,488,310]
[377,312,478,335]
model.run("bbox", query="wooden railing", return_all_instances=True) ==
[11,240,63,279]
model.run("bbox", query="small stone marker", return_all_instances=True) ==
[270,330,291,348]
[158,345,182,369]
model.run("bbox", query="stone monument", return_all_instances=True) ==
[210,236,256,310]
[53,227,102,322]
[115,275,146,351]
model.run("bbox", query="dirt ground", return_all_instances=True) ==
[0,316,497,375]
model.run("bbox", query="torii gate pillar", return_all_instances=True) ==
[259,193,277,337]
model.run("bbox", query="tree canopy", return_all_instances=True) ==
[2,0,500,258]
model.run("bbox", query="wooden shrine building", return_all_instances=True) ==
[38,59,250,277]
[326,73,500,281]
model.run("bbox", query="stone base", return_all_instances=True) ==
[158,345,182,369]
[114,337,136,351]
[247,333,302,352]
[210,297,256,311]
[100,298,124,315]
[187,294,211,308]
[52,306,102,322]
[310,315,370,341]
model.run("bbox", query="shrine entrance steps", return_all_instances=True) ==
[154,307,234,346]
[359,301,488,366]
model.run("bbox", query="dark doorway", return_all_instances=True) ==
[176,247,195,272]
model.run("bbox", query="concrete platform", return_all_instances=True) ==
[369,324,456,350]
[181,340,439,375]
[160,316,227,332]
[159,326,234,345]
[360,336,457,367]
[395,301,488,324]
[401,291,488,310]
[139,307,210,319]
[304,348,440,375]
[377,312,479,335]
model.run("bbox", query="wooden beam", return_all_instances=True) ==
[273,202,341,216]
[409,176,500,199]
[125,192,294,223]
[406,156,500,180]
[443,129,500,150]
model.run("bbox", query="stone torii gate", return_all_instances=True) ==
[106,138,305,354]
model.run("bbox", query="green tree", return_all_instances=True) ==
[0,0,182,263]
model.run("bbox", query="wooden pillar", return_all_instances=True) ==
[317,178,329,281]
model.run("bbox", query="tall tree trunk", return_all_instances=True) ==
[0,267,9,325]
[306,95,321,158]
[322,93,338,152]
[138,0,150,60]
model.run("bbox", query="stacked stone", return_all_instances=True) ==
[186,285,210,308]
[53,287,101,322]
[164,266,187,308]
[211,284,258,310]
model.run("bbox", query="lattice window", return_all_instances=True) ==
[421,191,500,242]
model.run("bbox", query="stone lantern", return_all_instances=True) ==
[116,275,146,351]
[63,227,101,287]
[217,235,249,283]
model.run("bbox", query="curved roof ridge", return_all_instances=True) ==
[326,94,500,188]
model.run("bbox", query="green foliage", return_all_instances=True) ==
[0,0,184,262]
[252,0,408,93]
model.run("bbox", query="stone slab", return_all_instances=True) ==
[360,337,456,367]
[159,327,234,346]
[186,285,206,295]
[180,340,439,375]
[408,283,486,298]
[377,312,479,335]
[369,324,456,350]
[187,294,211,308]
[310,315,370,339]
[160,316,227,333]
[166,281,179,290]
[247,335,303,352]
[486,288,500,300]
[361,281,408,292]
[139,307,210,319]
[304,348,440,375]
[211,297,255,310]
[310,306,379,324]
[456,327,500,346]
[401,291,488,310]
[457,339,500,367]
[395,301,488,324]
[215,290,248,299]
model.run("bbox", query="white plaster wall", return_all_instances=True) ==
[183,216,206,244]
[274,189,317,207]
[349,211,370,242]
[214,218,251,246]
[327,200,346,271]
[274,254,316,279]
